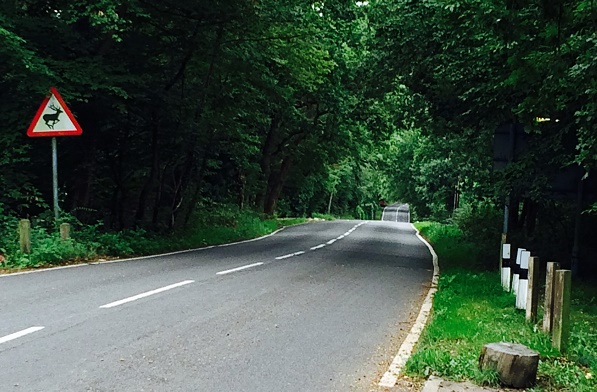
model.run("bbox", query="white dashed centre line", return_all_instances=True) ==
[275,251,306,260]
[278,221,367,258]
[275,253,295,260]
[0,327,44,345]
[99,280,195,309]
[216,262,264,275]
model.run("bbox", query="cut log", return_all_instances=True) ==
[479,342,539,388]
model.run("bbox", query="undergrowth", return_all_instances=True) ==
[0,207,307,271]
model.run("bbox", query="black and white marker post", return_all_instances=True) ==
[512,248,525,296]
[501,243,512,291]
[516,250,531,310]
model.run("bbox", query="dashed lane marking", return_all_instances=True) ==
[99,280,195,309]
[0,327,44,345]
[216,262,264,275]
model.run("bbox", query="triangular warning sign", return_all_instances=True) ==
[27,87,83,137]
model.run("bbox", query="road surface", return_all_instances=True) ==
[381,203,410,223]
[0,220,432,392]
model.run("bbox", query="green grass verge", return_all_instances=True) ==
[0,209,308,271]
[406,221,597,392]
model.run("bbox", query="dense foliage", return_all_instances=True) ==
[1,1,596,272]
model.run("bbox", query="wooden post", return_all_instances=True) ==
[19,219,32,254]
[552,270,571,352]
[526,257,540,322]
[513,248,524,295]
[499,233,507,271]
[543,262,560,332]
[60,223,71,240]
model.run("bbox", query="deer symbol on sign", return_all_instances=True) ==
[43,103,63,129]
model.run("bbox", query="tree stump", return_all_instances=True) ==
[479,342,539,388]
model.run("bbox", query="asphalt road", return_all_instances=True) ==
[0,220,432,392]
[381,203,410,223]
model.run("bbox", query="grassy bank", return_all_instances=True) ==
[0,208,307,272]
[405,221,597,392]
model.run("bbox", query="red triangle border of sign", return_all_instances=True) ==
[27,87,83,137]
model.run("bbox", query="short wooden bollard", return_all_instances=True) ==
[479,342,539,388]
[543,262,560,332]
[19,219,31,254]
[525,257,540,322]
[60,223,71,240]
[552,270,571,352]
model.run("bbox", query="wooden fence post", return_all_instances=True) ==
[543,262,560,332]
[552,270,571,352]
[526,257,540,322]
[499,233,507,271]
[60,223,71,240]
[19,219,31,254]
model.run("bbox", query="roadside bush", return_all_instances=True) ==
[452,202,502,269]
[0,214,21,267]
[29,227,90,265]
[416,221,479,269]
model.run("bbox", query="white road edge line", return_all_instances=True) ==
[1,227,289,278]
[0,327,45,345]
[216,262,264,275]
[378,223,439,388]
[99,280,195,309]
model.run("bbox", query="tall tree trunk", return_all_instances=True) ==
[264,156,293,215]
[256,115,282,209]
[135,118,160,224]
[237,170,246,210]
[151,164,166,226]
